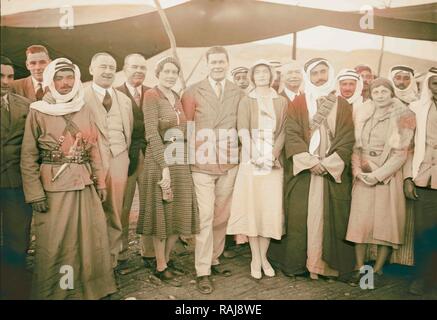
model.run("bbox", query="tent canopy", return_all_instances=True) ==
[1,0,436,80]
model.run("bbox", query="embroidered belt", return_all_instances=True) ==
[40,150,90,164]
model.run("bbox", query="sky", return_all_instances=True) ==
[1,0,436,61]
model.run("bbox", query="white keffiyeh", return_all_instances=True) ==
[303,58,336,155]
[388,65,419,105]
[30,58,85,116]
[409,69,437,179]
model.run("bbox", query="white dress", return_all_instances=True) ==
[226,89,284,240]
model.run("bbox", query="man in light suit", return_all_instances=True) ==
[182,46,244,294]
[0,56,32,299]
[116,53,155,268]
[11,45,51,102]
[84,52,133,269]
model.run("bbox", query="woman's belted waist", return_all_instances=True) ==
[163,137,186,145]
[361,149,383,157]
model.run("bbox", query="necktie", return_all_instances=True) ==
[102,90,112,112]
[1,96,11,127]
[35,82,44,101]
[133,88,141,107]
[1,96,10,112]
[215,81,223,101]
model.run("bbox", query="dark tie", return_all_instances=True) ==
[102,90,112,112]
[1,97,11,127]
[35,82,44,101]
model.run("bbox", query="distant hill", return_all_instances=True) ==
[112,43,435,90]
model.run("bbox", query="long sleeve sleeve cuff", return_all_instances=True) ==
[293,152,320,176]
[320,152,345,183]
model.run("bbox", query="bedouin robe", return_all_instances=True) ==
[268,93,356,278]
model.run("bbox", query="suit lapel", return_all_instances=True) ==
[280,90,290,102]
[122,83,137,107]
[121,83,147,109]
[199,78,221,103]
[0,98,10,134]
[212,80,240,127]
[25,77,36,101]
[221,80,239,103]
[87,87,108,137]
[113,90,131,146]
[4,95,25,140]
[197,79,222,124]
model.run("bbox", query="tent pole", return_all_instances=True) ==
[377,0,392,77]
[377,36,385,77]
[153,0,187,90]
[185,53,204,84]
[292,32,297,60]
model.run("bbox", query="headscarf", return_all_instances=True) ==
[336,68,363,105]
[303,58,336,154]
[30,58,84,116]
[409,67,437,179]
[388,65,419,104]
[418,67,437,104]
[231,66,249,78]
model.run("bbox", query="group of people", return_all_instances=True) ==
[0,44,435,300]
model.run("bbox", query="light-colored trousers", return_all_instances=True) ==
[120,150,154,258]
[192,166,238,276]
[103,150,129,268]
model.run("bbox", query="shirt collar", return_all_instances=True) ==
[284,87,300,100]
[126,82,141,97]
[208,76,226,91]
[92,82,114,97]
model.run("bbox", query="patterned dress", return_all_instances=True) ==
[137,87,199,239]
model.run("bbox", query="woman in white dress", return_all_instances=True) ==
[227,60,288,279]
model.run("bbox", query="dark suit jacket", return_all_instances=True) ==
[116,83,150,175]
[11,76,37,102]
[1,93,31,188]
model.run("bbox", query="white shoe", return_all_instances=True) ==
[262,262,275,277]
[250,261,262,279]
[310,272,319,280]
